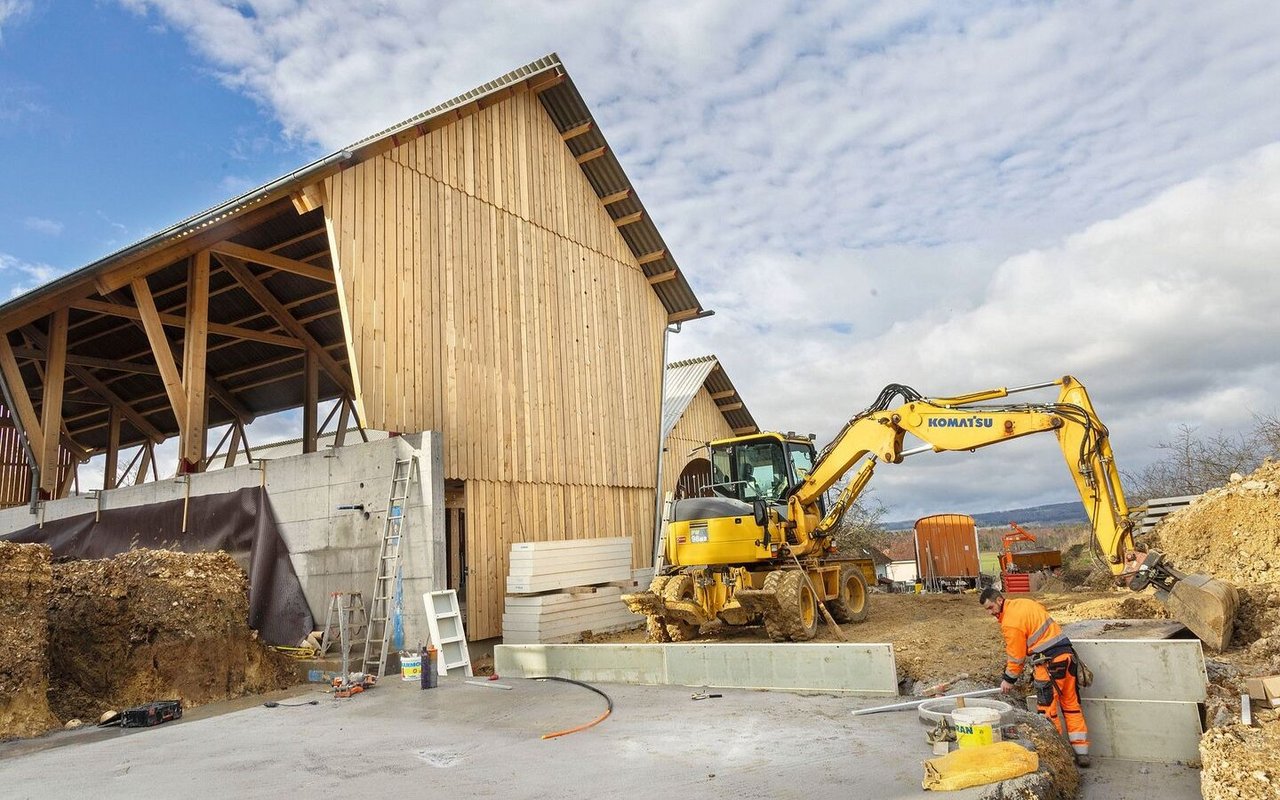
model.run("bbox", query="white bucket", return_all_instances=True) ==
[953,706,1002,748]
[401,655,422,681]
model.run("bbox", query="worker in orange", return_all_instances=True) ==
[979,587,1090,767]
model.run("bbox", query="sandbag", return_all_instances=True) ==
[922,741,1039,791]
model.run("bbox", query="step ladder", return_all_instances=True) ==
[423,589,472,677]
[318,592,367,658]
[361,456,419,680]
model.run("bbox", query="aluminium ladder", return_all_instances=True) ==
[318,591,367,658]
[361,456,419,680]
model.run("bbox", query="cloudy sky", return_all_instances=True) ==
[2,1,1279,518]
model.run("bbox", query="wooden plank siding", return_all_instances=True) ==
[661,385,739,500]
[323,91,668,638]
[0,408,75,507]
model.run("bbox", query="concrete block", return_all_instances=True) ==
[1074,639,1207,702]
[665,643,898,695]
[1081,698,1202,763]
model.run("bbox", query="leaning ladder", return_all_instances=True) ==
[361,456,419,680]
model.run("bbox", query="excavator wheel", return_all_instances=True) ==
[645,576,673,642]
[761,571,789,641]
[662,574,700,642]
[827,567,869,624]
[778,570,818,641]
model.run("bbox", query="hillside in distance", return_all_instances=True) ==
[883,501,1089,531]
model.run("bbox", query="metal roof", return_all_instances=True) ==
[662,355,758,440]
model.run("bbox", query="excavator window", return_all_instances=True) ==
[707,439,793,504]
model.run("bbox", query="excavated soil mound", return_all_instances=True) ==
[0,542,60,740]
[1200,722,1280,800]
[1046,592,1170,623]
[48,550,298,721]
[977,709,1079,800]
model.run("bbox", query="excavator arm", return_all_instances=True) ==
[787,375,1238,649]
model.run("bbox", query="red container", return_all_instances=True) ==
[914,514,982,591]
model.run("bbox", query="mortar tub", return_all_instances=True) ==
[918,697,1015,726]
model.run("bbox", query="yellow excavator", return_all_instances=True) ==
[623,376,1239,650]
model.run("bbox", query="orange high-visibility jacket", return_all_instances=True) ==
[998,597,1070,680]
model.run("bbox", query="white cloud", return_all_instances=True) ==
[112,0,1280,516]
[0,0,31,43]
[22,216,62,235]
[0,251,65,297]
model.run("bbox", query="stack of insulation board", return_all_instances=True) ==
[502,537,640,644]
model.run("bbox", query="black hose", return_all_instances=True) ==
[532,676,614,739]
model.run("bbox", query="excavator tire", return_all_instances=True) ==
[828,567,869,624]
[646,576,672,642]
[778,570,818,641]
[662,574,699,642]
[761,571,789,641]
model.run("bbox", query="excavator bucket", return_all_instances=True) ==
[1162,574,1239,652]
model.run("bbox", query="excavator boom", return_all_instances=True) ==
[788,375,1237,649]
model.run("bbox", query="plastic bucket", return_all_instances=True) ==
[953,707,1001,748]
[400,655,422,682]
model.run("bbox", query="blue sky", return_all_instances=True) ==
[3,1,1280,517]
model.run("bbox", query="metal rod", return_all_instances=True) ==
[900,443,934,458]
[851,688,1003,716]
[1006,380,1060,394]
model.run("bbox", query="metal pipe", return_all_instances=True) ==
[650,322,680,572]
[899,443,934,458]
[1006,380,1060,394]
[851,688,1003,716]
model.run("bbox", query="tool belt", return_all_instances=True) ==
[1027,644,1093,696]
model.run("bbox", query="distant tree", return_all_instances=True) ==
[829,490,890,553]
[1123,422,1271,504]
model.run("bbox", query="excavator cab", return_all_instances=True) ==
[705,434,823,511]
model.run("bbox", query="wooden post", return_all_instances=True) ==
[132,275,187,432]
[179,252,210,473]
[39,309,68,498]
[303,351,318,454]
[334,395,351,448]
[135,442,152,486]
[225,422,242,469]
[104,406,120,490]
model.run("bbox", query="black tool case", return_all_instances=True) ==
[121,700,183,728]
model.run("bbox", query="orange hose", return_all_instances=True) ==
[534,676,614,740]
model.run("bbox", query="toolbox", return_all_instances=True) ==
[121,700,183,728]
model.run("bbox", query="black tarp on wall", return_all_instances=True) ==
[1,487,313,645]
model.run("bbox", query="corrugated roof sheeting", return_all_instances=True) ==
[662,355,759,440]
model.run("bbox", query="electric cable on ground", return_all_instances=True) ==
[532,676,613,739]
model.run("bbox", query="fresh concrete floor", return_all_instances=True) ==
[0,678,1201,799]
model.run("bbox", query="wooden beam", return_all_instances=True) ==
[733,426,759,435]
[647,269,679,285]
[224,423,241,469]
[218,256,355,396]
[20,325,165,444]
[39,309,68,498]
[13,346,161,376]
[72,299,304,350]
[334,395,351,448]
[560,122,592,140]
[179,251,210,471]
[600,189,631,206]
[289,182,327,215]
[717,401,744,412]
[613,211,644,228]
[531,72,566,93]
[302,351,318,454]
[135,442,152,486]
[131,276,188,432]
[0,336,43,447]
[575,146,607,165]
[104,407,120,490]
[636,250,666,265]
[209,240,335,284]
[709,390,736,400]
[667,308,704,324]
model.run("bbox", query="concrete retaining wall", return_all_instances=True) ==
[0,434,446,648]
[494,642,898,695]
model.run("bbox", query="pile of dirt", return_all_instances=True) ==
[1200,722,1280,800]
[1046,592,1170,623]
[48,549,298,721]
[0,542,60,740]
[978,709,1079,800]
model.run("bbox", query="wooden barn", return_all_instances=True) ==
[0,54,710,639]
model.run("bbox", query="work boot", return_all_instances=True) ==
[1075,754,1091,768]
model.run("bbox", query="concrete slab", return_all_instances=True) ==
[1081,698,1203,764]
[0,680,1199,799]
[1074,639,1207,702]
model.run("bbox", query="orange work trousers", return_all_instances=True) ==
[1032,651,1089,757]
